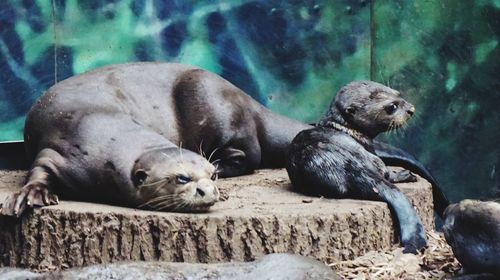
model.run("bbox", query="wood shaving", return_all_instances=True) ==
[329,231,461,279]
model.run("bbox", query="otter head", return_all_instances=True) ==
[331,81,415,138]
[132,147,219,212]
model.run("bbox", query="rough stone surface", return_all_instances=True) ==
[0,168,434,270]
[0,253,340,280]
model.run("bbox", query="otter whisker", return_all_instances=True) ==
[138,198,169,209]
[180,201,191,211]
[198,140,206,158]
[213,163,222,175]
[171,200,188,211]
[138,194,179,208]
[140,177,170,188]
[393,122,399,134]
[148,199,174,209]
[152,197,184,210]
[178,141,184,161]
[144,193,179,204]
[155,200,182,211]
[140,182,169,201]
[142,194,178,205]
[140,182,172,199]
[173,202,185,211]
[389,120,397,135]
[208,147,221,163]
[161,152,172,159]
[394,124,403,137]
[211,158,222,165]
[387,120,394,135]
[397,123,405,135]
[151,181,171,195]
[399,122,410,137]
[156,198,182,208]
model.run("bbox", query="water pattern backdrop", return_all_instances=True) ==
[0,0,499,201]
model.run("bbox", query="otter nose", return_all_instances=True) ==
[195,180,220,202]
[196,188,205,197]
[407,106,415,116]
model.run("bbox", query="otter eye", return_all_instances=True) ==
[133,170,148,186]
[385,103,398,114]
[211,173,218,181]
[176,175,191,184]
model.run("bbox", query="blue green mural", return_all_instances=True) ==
[0,0,499,201]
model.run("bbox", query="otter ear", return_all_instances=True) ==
[345,106,356,117]
[133,169,149,186]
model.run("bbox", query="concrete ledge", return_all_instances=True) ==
[0,169,434,270]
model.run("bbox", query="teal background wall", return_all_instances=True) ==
[1,0,499,201]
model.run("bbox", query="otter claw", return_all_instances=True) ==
[389,170,417,183]
[401,224,427,254]
[0,183,58,218]
[403,240,427,254]
[0,193,24,217]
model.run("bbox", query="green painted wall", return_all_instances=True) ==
[1,0,499,201]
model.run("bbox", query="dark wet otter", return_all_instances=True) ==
[0,63,441,217]
[286,81,427,253]
[443,199,500,276]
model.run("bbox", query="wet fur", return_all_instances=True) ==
[286,81,427,253]
[443,200,500,275]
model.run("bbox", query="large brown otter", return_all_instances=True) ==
[1,62,308,216]
[0,63,443,217]
[443,199,500,276]
[286,81,427,253]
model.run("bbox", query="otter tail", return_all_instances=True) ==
[352,173,428,254]
[373,140,449,218]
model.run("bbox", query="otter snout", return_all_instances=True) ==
[407,105,415,116]
[194,179,220,204]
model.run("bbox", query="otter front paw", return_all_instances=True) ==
[0,183,59,217]
[388,169,417,183]
[401,224,427,254]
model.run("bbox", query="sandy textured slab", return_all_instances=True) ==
[0,168,433,270]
